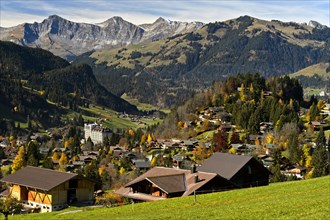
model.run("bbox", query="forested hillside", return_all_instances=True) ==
[155,73,330,180]
[75,16,330,107]
[0,41,139,132]
[156,73,305,138]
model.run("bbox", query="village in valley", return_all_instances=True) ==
[1,75,329,217]
[0,1,330,218]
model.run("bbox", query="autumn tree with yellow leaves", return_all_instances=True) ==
[119,167,126,174]
[177,121,184,129]
[229,147,237,154]
[140,134,147,145]
[240,83,247,102]
[59,152,69,166]
[300,144,313,168]
[52,151,60,161]
[11,146,26,173]
[147,133,153,142]
[151,157,157,167]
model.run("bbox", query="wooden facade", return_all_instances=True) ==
[1,166,95,212]
[117,154,271,202]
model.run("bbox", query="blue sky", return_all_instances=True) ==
[0,0,329,27]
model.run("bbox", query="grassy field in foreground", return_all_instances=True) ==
[11,176,330,220]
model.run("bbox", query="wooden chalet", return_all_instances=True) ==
[116,153,271,202]
[197,153,271,187]
[115,167,232,202]
[1,166,95,212]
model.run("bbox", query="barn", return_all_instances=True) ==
[1,166,95,212]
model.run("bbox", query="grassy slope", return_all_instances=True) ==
[1,99,161,132]
[290,62,329,78]
[289,62,329,96]
[12,176,330,220]
[73,105,161,130]
[121,93,170,113]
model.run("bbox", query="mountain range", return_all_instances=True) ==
[0,15,203,60]
[1,15,329,108]
[74,16,330,107]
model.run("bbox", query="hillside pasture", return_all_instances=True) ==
[10,176,330,220]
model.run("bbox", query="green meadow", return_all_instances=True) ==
[11,176,330,220]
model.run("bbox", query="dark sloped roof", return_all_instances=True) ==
[1,166,78,191]
[117,167,222,200]
[134,160,151,168]
[197,153,252,180]
[147,173,186,194]
[125,167,190,187]
[182,171,218,196]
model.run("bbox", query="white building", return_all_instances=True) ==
[84,123,111,144]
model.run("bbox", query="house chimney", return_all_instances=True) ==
[194,174,199,183]
[191,164,196,174]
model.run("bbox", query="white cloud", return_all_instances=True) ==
[0,0,329,27]
[0,12,46,27]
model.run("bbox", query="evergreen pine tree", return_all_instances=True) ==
[312,128,329,177]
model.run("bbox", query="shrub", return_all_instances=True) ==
[130,51,142,59]
[95,192,125,207]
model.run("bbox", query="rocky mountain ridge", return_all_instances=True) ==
[308,20,328,29]
[0,15,203,60]
[74,16,330,108]
[140,17,204,41]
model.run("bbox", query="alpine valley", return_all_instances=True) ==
[1,15,329,109]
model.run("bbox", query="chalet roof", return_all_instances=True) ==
[125,167,189,187]
[197,153,253,180]
[182,171,218,196]
[118,167,220,199]
[72,161,85,166]
[173,155,185,162]
[110,146,125,151]
[182,140,197,146]
[83,151,100,156]
[310,121,321,126]
[147,173,186,194]
[265,144,279,149]
[53,147,66,152]
[231,144,245,150]
[1,166,78,191]
[79,155,97,161]
[0,188,9,197]
[134,160,151,168]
